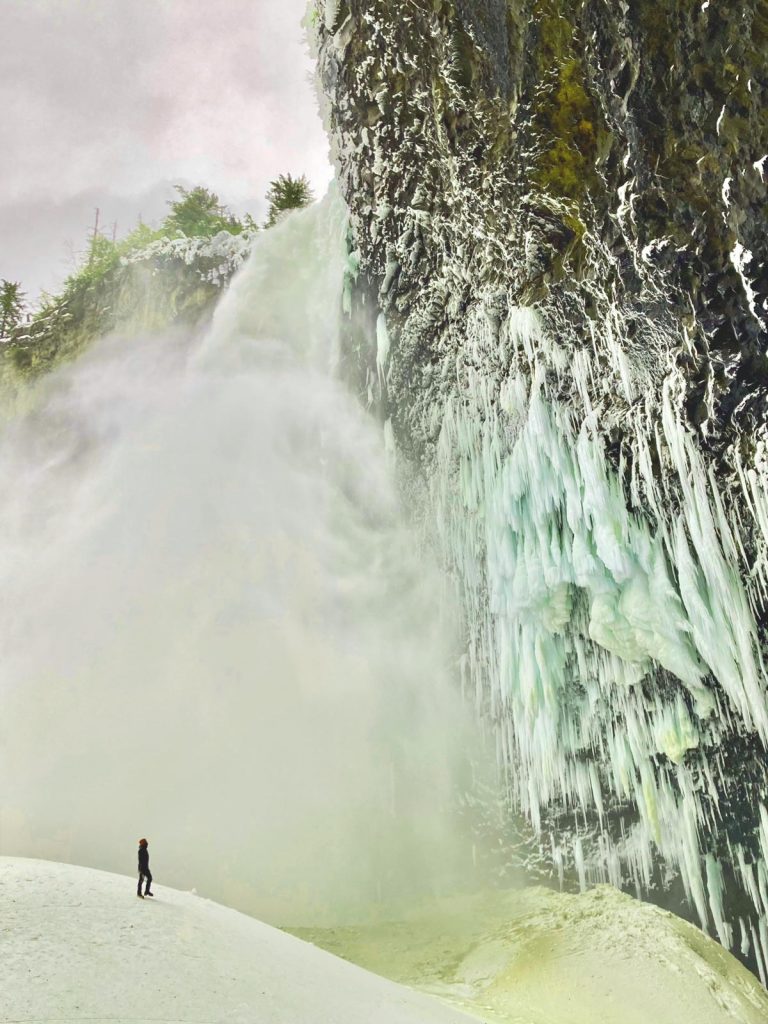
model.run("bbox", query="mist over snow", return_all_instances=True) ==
[0,193,481,925]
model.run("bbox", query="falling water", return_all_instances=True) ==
[0,189,479,924]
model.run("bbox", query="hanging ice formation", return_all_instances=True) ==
[308,0,768,979]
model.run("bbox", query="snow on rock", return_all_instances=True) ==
[0,858,476,1024]
[121,229,257,287]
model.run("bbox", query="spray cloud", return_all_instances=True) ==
[0,191,480,923]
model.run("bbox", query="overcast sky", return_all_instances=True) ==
[1,0,333,299]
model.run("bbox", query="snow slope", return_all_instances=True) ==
[293,886,768,1024]
[4,858,768,1024]
[0,858,476,1024]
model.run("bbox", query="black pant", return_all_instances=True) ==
[138,870,152,895]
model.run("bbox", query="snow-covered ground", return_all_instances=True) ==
[293,886,768,1024]
[3,857,768,1024]
[0,858,475,1024]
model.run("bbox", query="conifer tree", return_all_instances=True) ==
[265,175,314,227]
[0,280,25,339]
[164,186,242,238]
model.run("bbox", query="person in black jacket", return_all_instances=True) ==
[137,838,154,898]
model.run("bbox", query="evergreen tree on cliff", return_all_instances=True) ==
[164,186,243,238]
[265,174,314,227]
[0,280,25,339]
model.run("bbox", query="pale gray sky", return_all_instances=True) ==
[0,0,333,299]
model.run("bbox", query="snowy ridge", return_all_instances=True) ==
[0,858,476,1024]
[121,229,257,287]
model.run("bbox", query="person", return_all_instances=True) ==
[137,838,154,898]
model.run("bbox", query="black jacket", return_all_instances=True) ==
[138,846,149,873]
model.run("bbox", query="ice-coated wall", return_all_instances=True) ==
[308,0,768,979]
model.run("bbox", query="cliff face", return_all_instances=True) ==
[311,0,768,976]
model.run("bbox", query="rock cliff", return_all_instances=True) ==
[311,0,768,977]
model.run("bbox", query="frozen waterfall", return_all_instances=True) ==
[427,301,768,979]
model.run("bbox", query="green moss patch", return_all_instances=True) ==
[528,3,600,202]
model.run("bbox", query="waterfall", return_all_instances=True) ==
[0,189,478,924]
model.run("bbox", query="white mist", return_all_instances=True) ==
[0,191,477,924]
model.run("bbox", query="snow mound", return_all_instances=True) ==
[292,886,768,1024]
[5,858,768,1024]
[0,858,475,1024]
